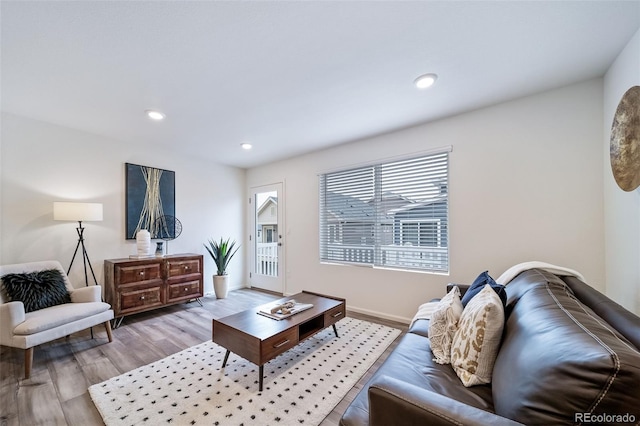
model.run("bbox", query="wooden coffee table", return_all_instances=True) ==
[212,291,346,391]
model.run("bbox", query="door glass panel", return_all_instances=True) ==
[255,190,278,278]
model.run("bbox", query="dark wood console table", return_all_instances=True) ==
[104,253,203,328]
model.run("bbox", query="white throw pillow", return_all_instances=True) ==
[451,284,505,387]
[428,286,463,364]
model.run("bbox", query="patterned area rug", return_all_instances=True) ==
[89,317,401,426]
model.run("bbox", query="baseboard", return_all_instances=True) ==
[246,288,412,325]
[204,285,245,297]
[346,305,411,325]
[282,291,412,324]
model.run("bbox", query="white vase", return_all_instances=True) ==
[136,230,151,256]
[213,275,229,299]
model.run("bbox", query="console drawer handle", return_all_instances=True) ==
[140,296,145,300]
[273,339,290,348]
[332,311,343,318]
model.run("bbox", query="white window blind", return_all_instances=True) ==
[319,151,449,273]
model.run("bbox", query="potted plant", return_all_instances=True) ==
[204,237,240,299]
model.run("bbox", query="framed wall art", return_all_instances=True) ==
[125,163,175,240]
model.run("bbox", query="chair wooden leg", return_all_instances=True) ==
[24,347,34,379]
[104,320,113,342]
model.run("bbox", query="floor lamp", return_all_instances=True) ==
[53,202,103,287]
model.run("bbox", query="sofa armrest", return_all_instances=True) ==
[0,301,25,345]
[447,283,470,297]
[368,375,523,426]
[70,285,103,303]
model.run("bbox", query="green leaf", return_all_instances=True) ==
[204,237,240,275]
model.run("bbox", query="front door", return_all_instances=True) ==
[249,183,284,293]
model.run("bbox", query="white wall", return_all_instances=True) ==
[247,79,605,323]
[603,28,640,314]
[0,112,246,294]
[5,74,628,323]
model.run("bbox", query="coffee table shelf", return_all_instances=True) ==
[212,291,346,391]
[299,315,325,340]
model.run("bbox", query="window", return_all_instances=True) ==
[319,149,449,273]
[400,220,442,247]
[263,225,276,243]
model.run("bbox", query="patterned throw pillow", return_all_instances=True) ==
[1,269,71,313]
[451,284,505,387]
[428,286,463,364]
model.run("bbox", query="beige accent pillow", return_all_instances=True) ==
[451,284,505,387]
[428,286,463,364]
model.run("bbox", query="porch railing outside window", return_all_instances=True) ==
[319,149,450,273]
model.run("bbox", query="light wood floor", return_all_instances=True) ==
[0,288,408,425]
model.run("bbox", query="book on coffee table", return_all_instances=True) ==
[258,300,314,320]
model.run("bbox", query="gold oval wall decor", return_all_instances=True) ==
[610,85,640,192]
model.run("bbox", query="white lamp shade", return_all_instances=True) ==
[53,202,103,222]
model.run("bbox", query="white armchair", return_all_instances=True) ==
[0,260,114,378]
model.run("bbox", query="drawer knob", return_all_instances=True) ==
[140,296,145,300]
[184,287,188,291]
[139,271,144,276]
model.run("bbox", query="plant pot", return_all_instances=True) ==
[213,275,229,299]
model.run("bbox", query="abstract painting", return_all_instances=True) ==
[125,163,175,240]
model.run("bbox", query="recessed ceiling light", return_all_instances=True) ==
[414,73,438,89]
[240,143,252,150]
[145,110,165,120]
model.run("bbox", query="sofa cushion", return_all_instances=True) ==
[461,271,507,308]
[428,286,463,364]
[13,301,111,335]
[1,269,71,312]
[562,275,640,349]
[451,284,505,387]
[339,332,495,426]
[408,318,429,338]
[492,269,640,425]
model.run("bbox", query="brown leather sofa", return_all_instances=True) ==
[340,269,640,425]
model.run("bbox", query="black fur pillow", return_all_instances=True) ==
[1,269,71,312]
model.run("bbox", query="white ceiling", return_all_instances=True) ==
[2,1,639,169]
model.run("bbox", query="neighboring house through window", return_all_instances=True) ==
[256,195,279,277]
[400,219,442,247]
[319,148,450,273]
[257,196,278,242]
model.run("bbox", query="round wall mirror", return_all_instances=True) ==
[610,85,640,192]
